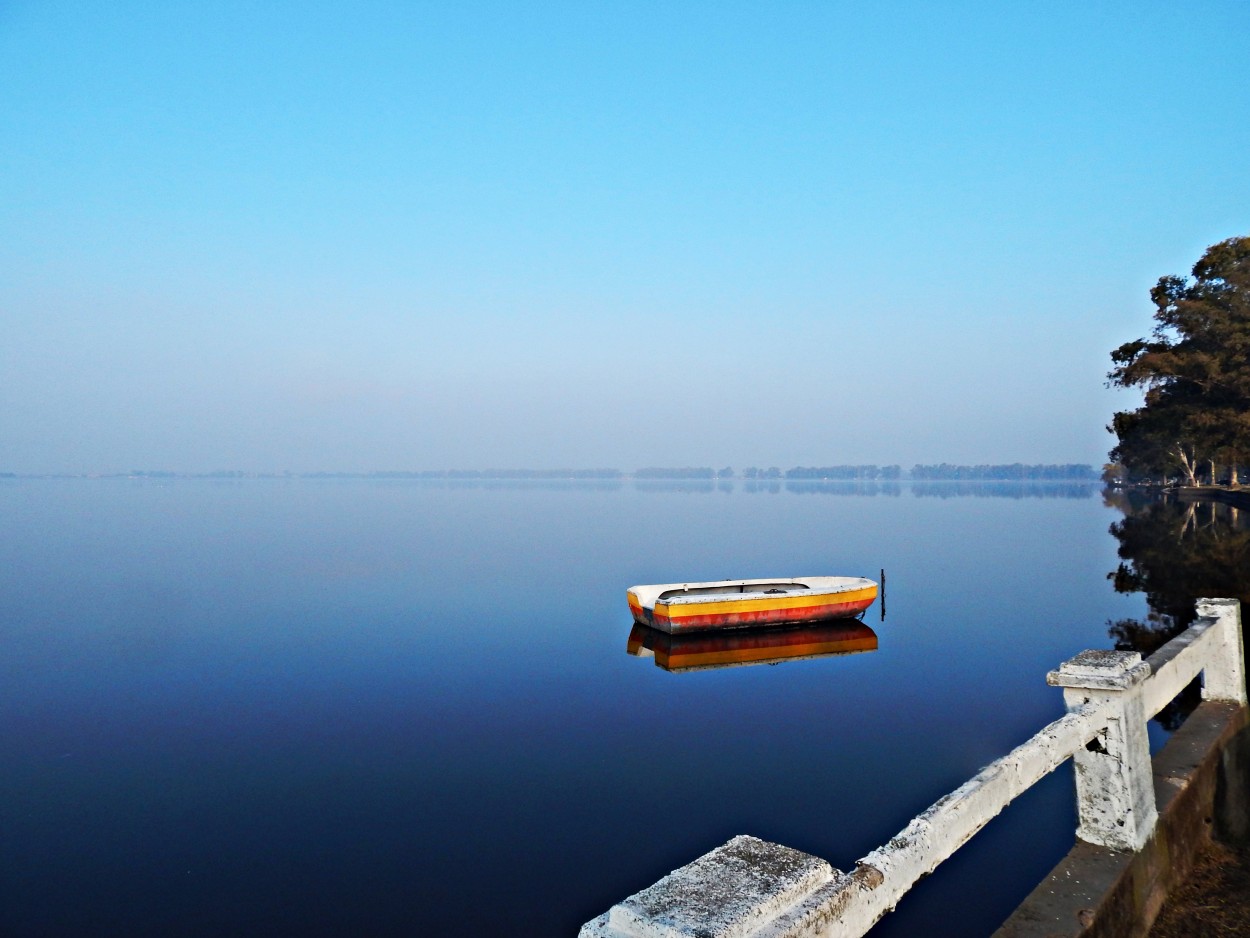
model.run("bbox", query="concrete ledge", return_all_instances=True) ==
[995,701,1249,938]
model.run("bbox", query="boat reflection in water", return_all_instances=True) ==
[626,620,878,673]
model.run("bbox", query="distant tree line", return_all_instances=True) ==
[634,467,717,479]
[301,469,624,479]
[910,481,1096,498]
[910,463,1097,480]
[1108,235,1250,485]
[783,465,902,480]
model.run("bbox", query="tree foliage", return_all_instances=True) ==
[1108,236,1250,482]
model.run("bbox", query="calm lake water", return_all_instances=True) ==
[0,479,1160,936]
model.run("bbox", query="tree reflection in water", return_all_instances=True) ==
[1105,490,1250,729]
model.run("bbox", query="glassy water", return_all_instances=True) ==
[0,479,1173,935]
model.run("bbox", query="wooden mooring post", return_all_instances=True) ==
[580,599,1247,938]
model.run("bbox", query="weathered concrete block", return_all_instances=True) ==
[1048,649,1158,851]
[579,835,836,938]
[1047,650,1151,693]
[1196,598,1247,706]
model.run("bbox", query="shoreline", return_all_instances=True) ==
[1172,485,1250,509]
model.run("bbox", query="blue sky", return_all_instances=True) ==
[2,1,1247,473]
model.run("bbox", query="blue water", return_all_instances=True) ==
[0,479,1146,936]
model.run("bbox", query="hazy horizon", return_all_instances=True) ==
[3,3,1246,475]
[3,462,1100,479]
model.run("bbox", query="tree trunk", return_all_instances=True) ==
[1172,443,1198,486]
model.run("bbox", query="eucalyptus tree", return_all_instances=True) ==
[1108,236,1250,483]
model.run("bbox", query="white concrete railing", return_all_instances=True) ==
[581,598,1247,938]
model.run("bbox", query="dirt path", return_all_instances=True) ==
[1147,842,1250,937]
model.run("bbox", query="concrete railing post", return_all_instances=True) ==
[1196,598,1248,706]
[1047,650,1157,852]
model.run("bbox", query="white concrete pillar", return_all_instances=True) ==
[1196,598,1248,706]
[1046,650,1157,852]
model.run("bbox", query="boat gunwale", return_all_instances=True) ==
[628,576,876,610]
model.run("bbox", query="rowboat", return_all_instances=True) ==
[626,621,878,672]
[626,576,877,634]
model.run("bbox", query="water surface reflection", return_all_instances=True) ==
[627,621,878,672]
[1106,491,1250,640]
[0,478,1142,937]
[1105,491,1250,730]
